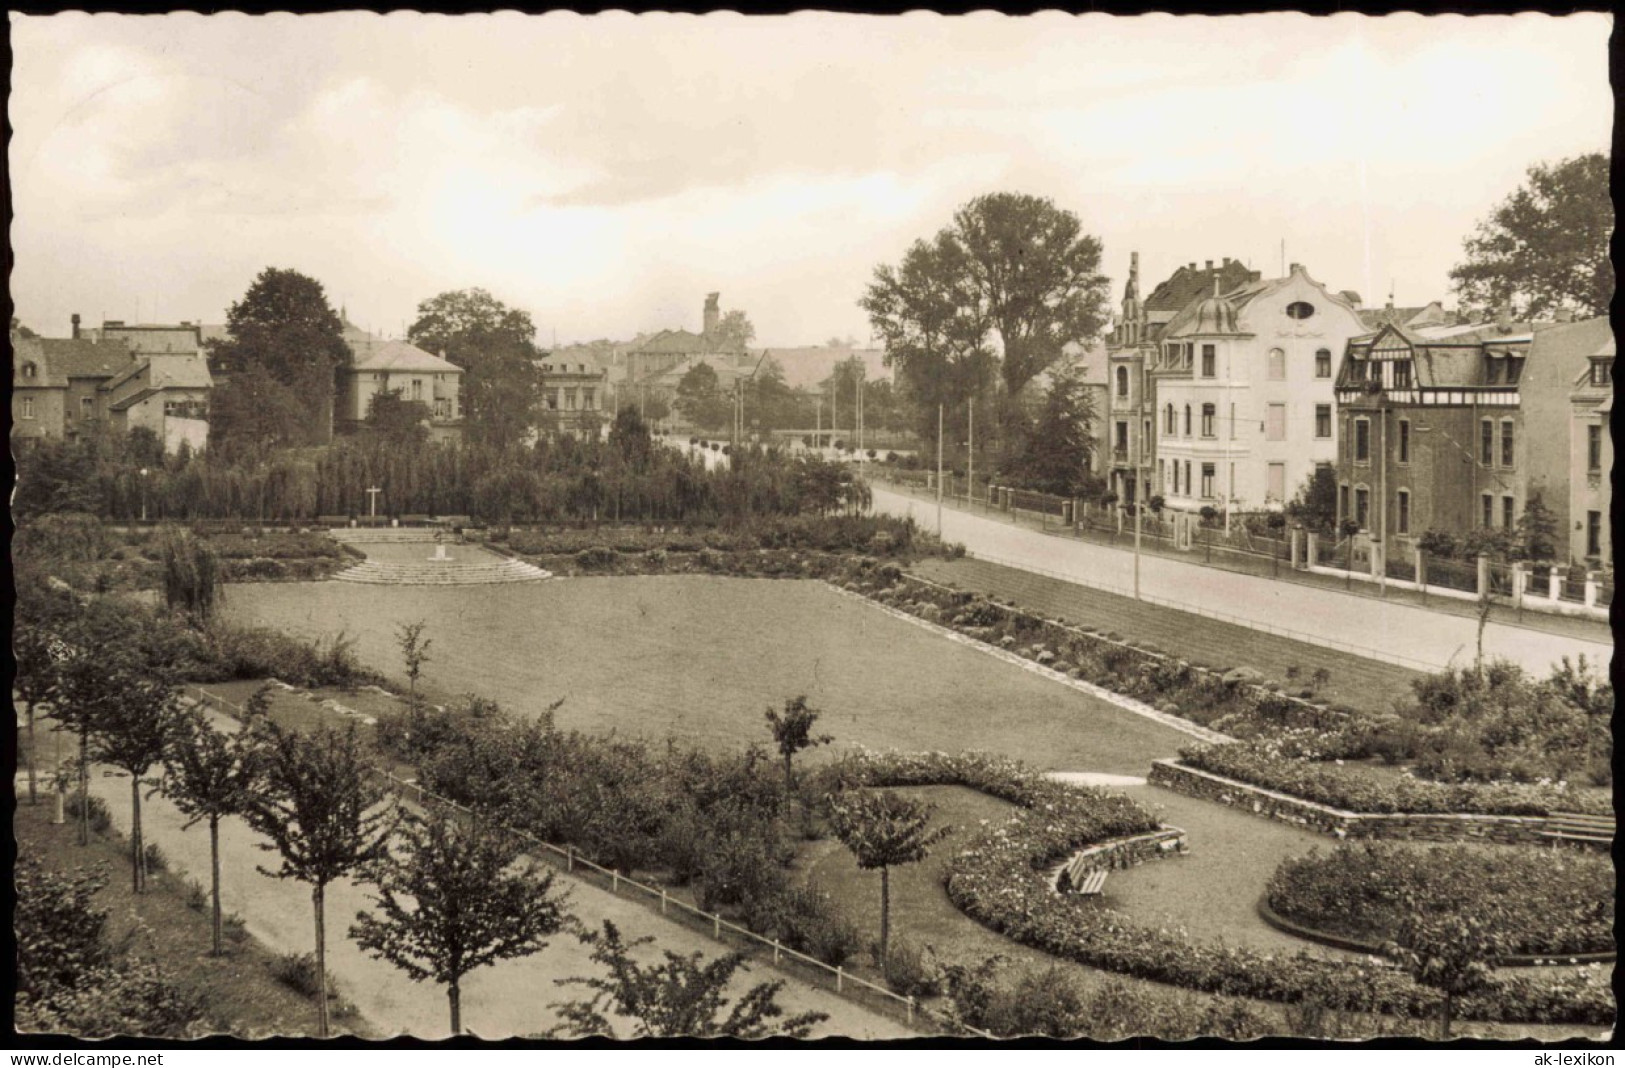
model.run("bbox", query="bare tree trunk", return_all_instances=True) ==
[131,775,145,893]
[210,816,223,956]
[314,883,331,1038]
[25,703,37,806]
[78,734,90,847]
[449,983,462,1036]
[1439,992,1452,1040]
[880,866,891,962]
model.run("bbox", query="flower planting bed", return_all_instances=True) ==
[1262,843,1615,966]
[822,755,1613,1026]
[1161,745,1610,825]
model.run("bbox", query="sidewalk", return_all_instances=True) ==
[85,709,912,1041]
[874,485,1611,678]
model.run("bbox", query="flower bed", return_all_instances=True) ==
[820,752,1613,1024]
[1177,742,1606,818]
[1265,843,1614,961]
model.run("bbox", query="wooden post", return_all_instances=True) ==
[773,940,781,964]
[713,915,720,939]
[837,967,844,993]
[661,888,667,914]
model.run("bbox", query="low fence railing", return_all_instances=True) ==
[184,684,989,1040]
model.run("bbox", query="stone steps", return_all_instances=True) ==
[329,528,449,544]
[335,558,552,585]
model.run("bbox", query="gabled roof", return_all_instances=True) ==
[40,337,132,379]
[12,335,65,388]
[632,329,716,355]
[349,340,462,374]
[757,346,889,391]
[1142,260,1259,313]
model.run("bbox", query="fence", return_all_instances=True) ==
[184,684,990,1040]
[1425,555,1479,596]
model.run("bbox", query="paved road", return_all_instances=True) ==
[873,486,1611,678]
[85,713,911,1041]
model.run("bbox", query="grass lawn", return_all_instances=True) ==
[13,792,367,1039]
[223,576,1197,776]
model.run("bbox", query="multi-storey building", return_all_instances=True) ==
[1105,255,1258,507]
[1568,332,1612,568]
[1332,312,1611,564]
[338,325,465,444]
[1153,263,1366,515]
[537,357,609,438]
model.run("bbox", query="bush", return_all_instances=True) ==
[269,952,350,1009]
[184,881,208,912]
[883,939,943,998]
[743,883,864,968]
[66,791,113,835]
[143,842,169,874]
[575,546,618,570]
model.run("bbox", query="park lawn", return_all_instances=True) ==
[13,794,371,1039]
[223,576,1197,777]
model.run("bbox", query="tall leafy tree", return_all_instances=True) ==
[208,268,350,450]
[1007,370,1101,497]
[710,308,756,352]
[828,789,951,961]
[675,361,731,431]
[366,388,432,447]
[550,920,826,1039]
[351,813,572,1035]
[408,289,543,450]
[14,623,59,807]
[243,722,394,1037]
[162,711,261,954]
[1449,153,1612,319]
[1287,464,1339,533]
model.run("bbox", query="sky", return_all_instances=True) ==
[9,12,1613,348]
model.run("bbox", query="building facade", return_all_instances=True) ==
[537,357,609,438]
[1153,263,1365,515]
[1332,313,1612,565]
[1568,333,1613,568]
[338,337,465,444]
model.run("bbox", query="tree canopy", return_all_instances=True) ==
[710,308,755,352]
[207,268,350,451]
[408,289,543,450]
[675,361,731,431]
[1449,153,1612,319]
[366,388,432,447]
[1005,370,1102,498]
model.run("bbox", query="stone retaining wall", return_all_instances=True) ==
[1051,826,1188,894]
[1147,760,1576,847]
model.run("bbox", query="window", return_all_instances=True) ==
[1115,421,1129,453]
[411,379,423,401]
[1338,485,1349,523]
[1266,403,1286,442]
[1347,357,1365,382]
[1397,490,1410,535]
[1391,360,1412,389]
[1165,404,1176,434]
[584,388,597,410]
[1183,405,1192,437]
[1587,511,1603,558]
[547,389,559,411]
[1201,404,1216,438]
[1267,348,1286,380]
[80,397,93,416]
[1591,360,1612,387]
[1500,420,1514,467]
[1505,358,1523,385]
[1230,403,1237,440]
[1142,419,1151,449]
[1201,463,1216,499]
[1314,349,1332,378]
[1485,359,1501,386]
[1588,424,1602,472]
[1286,301,1315,320]
[20,397,34,419]
[1116,366,1129,397]
[1502,496,1515,531]
[1267,462,1285,502]
[433,399,450,419]
[1170,461,1179,494]
[1398,420,1411,464]
[1201,345,1216,378]
[20,362,36,380]
[1354,418,1370,462]
[1184,461,1192,496]
[1354,487,1370,528]
[1482,493,1494,528]
[1480,419,1494,465]
[1315,404,1331,439]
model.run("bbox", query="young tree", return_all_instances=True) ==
[207,268,351,449]
[763,695,833,798]
[710,309,756,352]
[828,790,951,961]
[351,813,572,1035]
[243,722,394,1037]
[366,388,432,447]
[396,620,432,712]
[1286,465,1339,534]
[86,670,191,893]
[1449,153,1612,319]
[550,920,826,1039]
[14,623,60,806]
[1007,370,1100,497]
[408,289,544,450]
[1383,893,1509,1039]
[1514,492,1559,562]
[162,711,261,954]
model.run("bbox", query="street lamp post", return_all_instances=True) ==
[139,467,149,523]
[1134,496,1143,601]
[936,403,944,537]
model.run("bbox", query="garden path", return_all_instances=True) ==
[81,715,912,1041]
[872,486,1610,677]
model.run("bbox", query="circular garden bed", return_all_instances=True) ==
[1264,842,1615,964]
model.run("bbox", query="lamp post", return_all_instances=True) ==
[936,403,944,537]
[139,467,149,523]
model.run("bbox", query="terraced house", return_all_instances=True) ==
[1332,311,1613,567]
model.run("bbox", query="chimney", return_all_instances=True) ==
[703,292,720,338]
[71,313,81,340]
[1205,260,1214,271]
[1494,303,1512,333]
[1222,257,1231,267]
[1289,263,1303,275]
[1188,262,1196,271]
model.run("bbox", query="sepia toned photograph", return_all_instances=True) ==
[7,10,1615,1047]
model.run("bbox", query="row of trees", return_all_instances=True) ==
[14,409,870,526]
[671,356,911,437]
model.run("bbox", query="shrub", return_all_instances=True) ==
[883,939,943,998]
[66,791,113,835]
[184,881,208,912]
[575,546,618,570]
[270,952,344,1002]
[143,842,168,874]
[743,883,864,968]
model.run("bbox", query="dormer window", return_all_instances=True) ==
[1485,359,1501,386]
[1591,359,1612,387]
[1286,302,1315,320]
[20,362,37,380]
[1504,358,1523,386]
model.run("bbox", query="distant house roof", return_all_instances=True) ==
[633,329,715,356]
[1143,259,1259,314]
[100,323,203,356]
[40,337,132,379]
[107,353,214,394]
[12,334,65,388]
[1356,302,1451,331]
[350,339,462,374]
[755,347,889,391]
